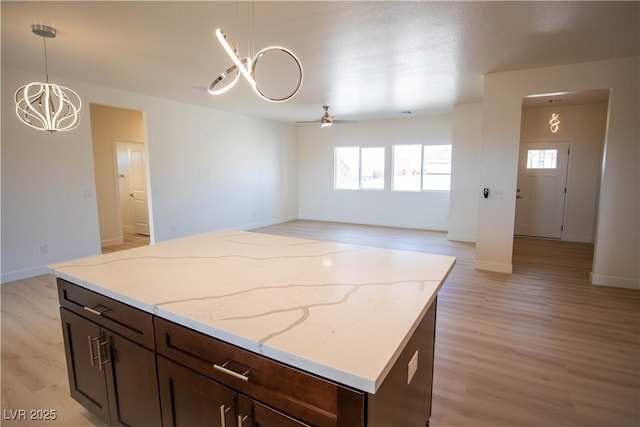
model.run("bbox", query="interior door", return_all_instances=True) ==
[515,141,569,239]
[129,145,150,236]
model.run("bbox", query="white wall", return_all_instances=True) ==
[476,57,639,289]
[448,102,483,242]
[297,115,453,230]
[1,66,298,283]
[520,103,608,243]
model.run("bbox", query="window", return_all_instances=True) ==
[360,147,385,189]
[527,149,558,169]
[392,144,452,191]
[422,145,452,191]
[393,145,422,191]
[335,147,385,190]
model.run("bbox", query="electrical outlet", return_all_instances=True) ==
[39,244,48,256]
[407,350,418,384]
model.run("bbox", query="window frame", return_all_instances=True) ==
[391,144,452,192]
[334,146,385,190]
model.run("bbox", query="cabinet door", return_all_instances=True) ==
[158,356,237,427]
[103,331,162,427]
[238,395,311,427]
[60,308,110,424]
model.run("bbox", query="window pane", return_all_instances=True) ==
[527,149,557,169]
[393,145,422,191]
[361,147,385,189]
[335,147,360,189]
[422,145,452,190]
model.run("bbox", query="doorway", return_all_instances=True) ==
[89,103,151,252]
[515,89,609,274]
[514,140,570,239]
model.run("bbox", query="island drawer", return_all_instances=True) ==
[154,316,364,427]
[57,278,155,350]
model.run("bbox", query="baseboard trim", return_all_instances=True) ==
[474,260,513,274]
[1,265,50,284]
[298,214,448,232]
[239,215,299,231]
[591,273,640,290]
[562,233,594,243]
[447,233,476,243]
[101,237,124,247]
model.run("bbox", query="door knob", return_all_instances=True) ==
[129,193,134,198]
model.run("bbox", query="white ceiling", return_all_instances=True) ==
[2,1,638,124]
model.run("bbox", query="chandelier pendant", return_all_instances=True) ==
[16,82,82,132]
[208,28,303,103]
[15,24,82,132]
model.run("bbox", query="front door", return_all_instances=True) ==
[515,141,569,239]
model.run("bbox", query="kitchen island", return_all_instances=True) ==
[51,230,455,426]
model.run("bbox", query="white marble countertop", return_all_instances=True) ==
[50,230,455,393]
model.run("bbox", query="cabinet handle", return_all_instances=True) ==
[88,335,100,367]
[219,404,233,427]
[97,340,111,371]
[237,415,249,426]
[83,305,110,316]
[213,360,251,382]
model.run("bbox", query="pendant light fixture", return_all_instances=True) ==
[208,3,302,102]
[209,28,303,103]
[549,112,560,133]
[15,24,82,132]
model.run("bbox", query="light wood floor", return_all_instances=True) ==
[2,220,638,427]
[101,231,149,254]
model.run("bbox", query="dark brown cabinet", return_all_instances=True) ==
[158,355,311,427]
[157,355,236,427]
[58,278,437,427]
[59,308,110,422]
[154,316,364,427]
[238,396,311,427]
[58,279,162,427]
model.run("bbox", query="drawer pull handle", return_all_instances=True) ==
[213,360,251,382]
[83,305,110,316]
[219,404,233,427]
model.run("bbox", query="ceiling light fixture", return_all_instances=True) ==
[15,24,81,132]
[549,112,560,133]
[208,28,303,103]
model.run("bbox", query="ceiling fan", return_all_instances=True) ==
[296,105,357,128]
